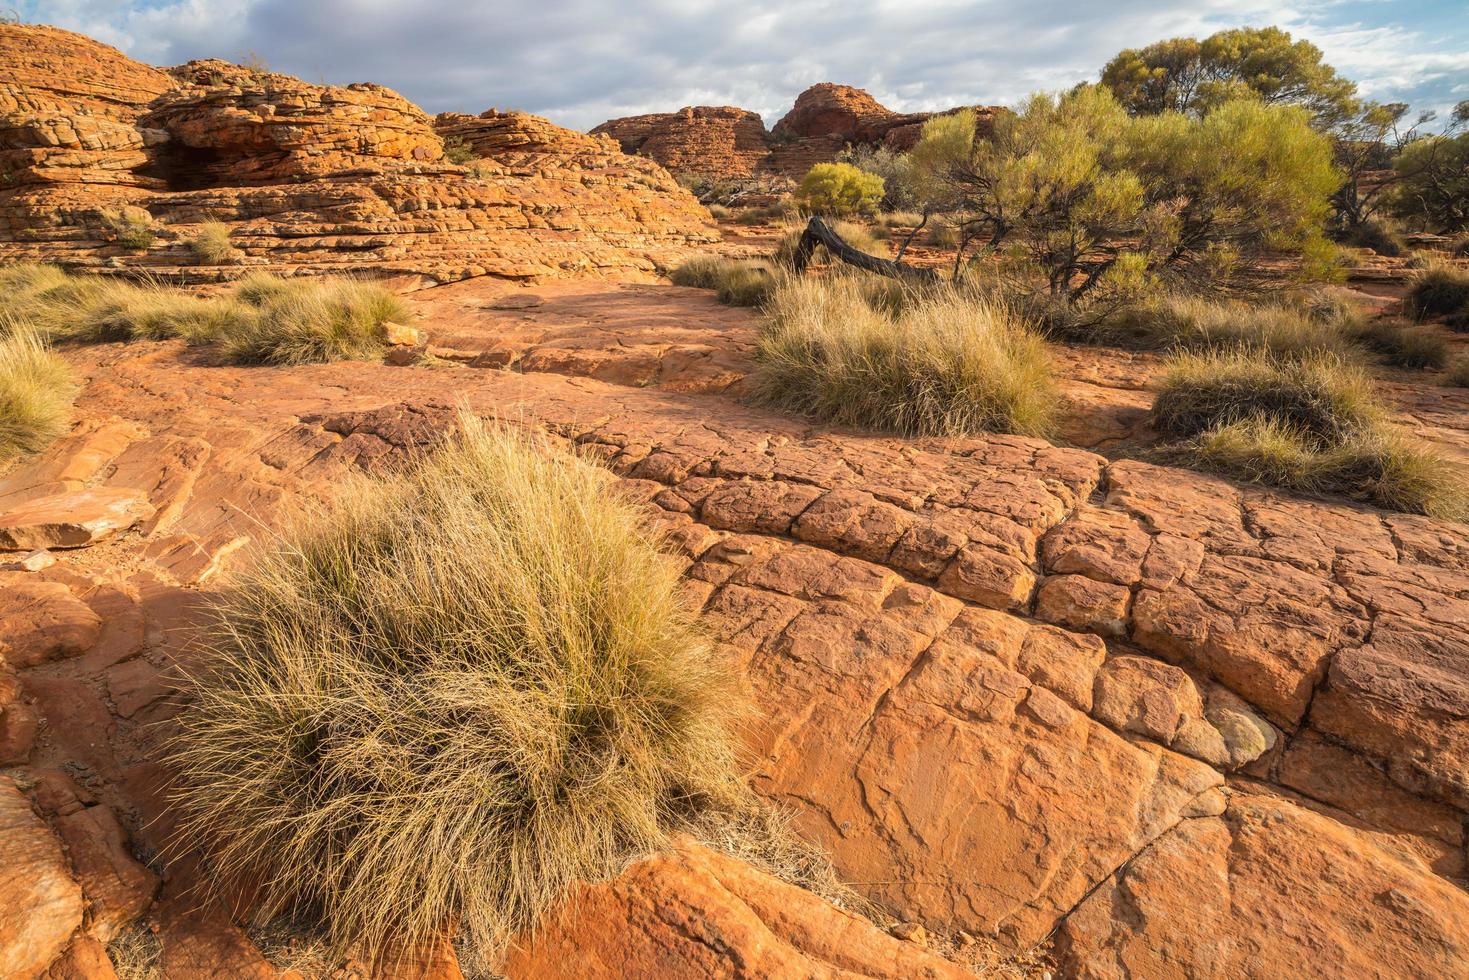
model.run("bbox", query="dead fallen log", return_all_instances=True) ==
[791,216,939,284]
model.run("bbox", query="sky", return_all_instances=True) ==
[16,0,1469,131]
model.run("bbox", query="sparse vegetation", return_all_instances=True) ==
[188,221,241,264]
[0,264,407,362]
[100,206,158,251]
[0,324,77,462]
[1075,293,1352,357]
[752,275,1055,437]
[1342,217,1406,257]
[219,274,408,364]
[1403,261,1469,321]
[106,926,163,980]
[1153,348,1465,518]
[794,163,884,217]
[1444,358,1469,387]
[442,136,476,165]
[1348,319,1449,369]
[668,256,774,307]
[170,417,747,962]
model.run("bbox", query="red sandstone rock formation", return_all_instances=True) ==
[594,83,1000,182]
[0,24,715,283]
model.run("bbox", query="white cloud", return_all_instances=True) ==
[16,0,1468,129]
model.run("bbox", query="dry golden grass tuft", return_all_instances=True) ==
[188,221,242,265]
[0,264,406,362]
[170,417,750,963]
[106,926,162,980]
[1154,348,1466,519]
[1404,260,1469,321]
[1098,293,1353,357]
[1347,319,1449,369]
[0,321,77,462]
[668,256,774,307]
[753,275,1056,438]
[100,206,158,251]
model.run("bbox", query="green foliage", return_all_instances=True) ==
[1100,26,1359,128]
[838,145,919,210]
[908,85,1339,298]
[442,137,477,165]
[0,324,77,462]
[752,276,1056,437]
[1389,129,1469,233]
[100,206,157,251]
[794,163,885,217]
[171,416,747,962]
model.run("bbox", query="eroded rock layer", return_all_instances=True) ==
[0,24,716,283]
[592,82,1000,181]
[2,280,1467,975]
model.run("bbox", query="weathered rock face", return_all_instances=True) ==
[593,83,1001,183]
[0,24,715,283]
[591,106,772,180]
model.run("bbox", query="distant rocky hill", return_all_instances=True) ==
[593,82,1000,181]
[0,24,716,283]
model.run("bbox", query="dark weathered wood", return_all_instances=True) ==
[792,216,939,283]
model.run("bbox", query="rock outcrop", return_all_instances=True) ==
[0,24,715,283]
[592,83,1000,182]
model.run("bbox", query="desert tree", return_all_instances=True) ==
[1100,26,1359,129]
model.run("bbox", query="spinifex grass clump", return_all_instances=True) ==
[668,257,774,307]
[1404,261,1469,321]
[170,417,745,962]
[0,322,77,462]
[0,264,406,362]
[753,275,1056,437]
[1096,293,1352,357]
[1154,348,1466,519]
[218,273,407,364]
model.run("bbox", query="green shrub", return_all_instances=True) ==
[100,206,157,251]
[1349,319,1449,369]
[171,416,746,961]
[753,275,1055,437]
[794,163,885,217]
[442,137,476,165]
[1403,262,1469,320]
[218,275,408,364]
[0,325,77,462]
[188,222,241,265]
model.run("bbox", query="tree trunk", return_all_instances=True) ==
[792,217,939,283]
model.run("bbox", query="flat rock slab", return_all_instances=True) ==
[0,488,155,550]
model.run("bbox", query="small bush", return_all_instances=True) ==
[753,276,1055,437]
[731,203,790,226]
[218,275,408,364]
[1404,262,1469,320]
[188,222,241,265]
[442,137,476,165]
[100,206,157,251]
[928,219,959,248]
[794,163,884,217]
[668,256,726,290]
[1349,319,1449,369]
[1343,218,1405,257]
[706,203,732,221]
[171,417,745,961]
[0,325,77,462]
[875,211,925,230]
